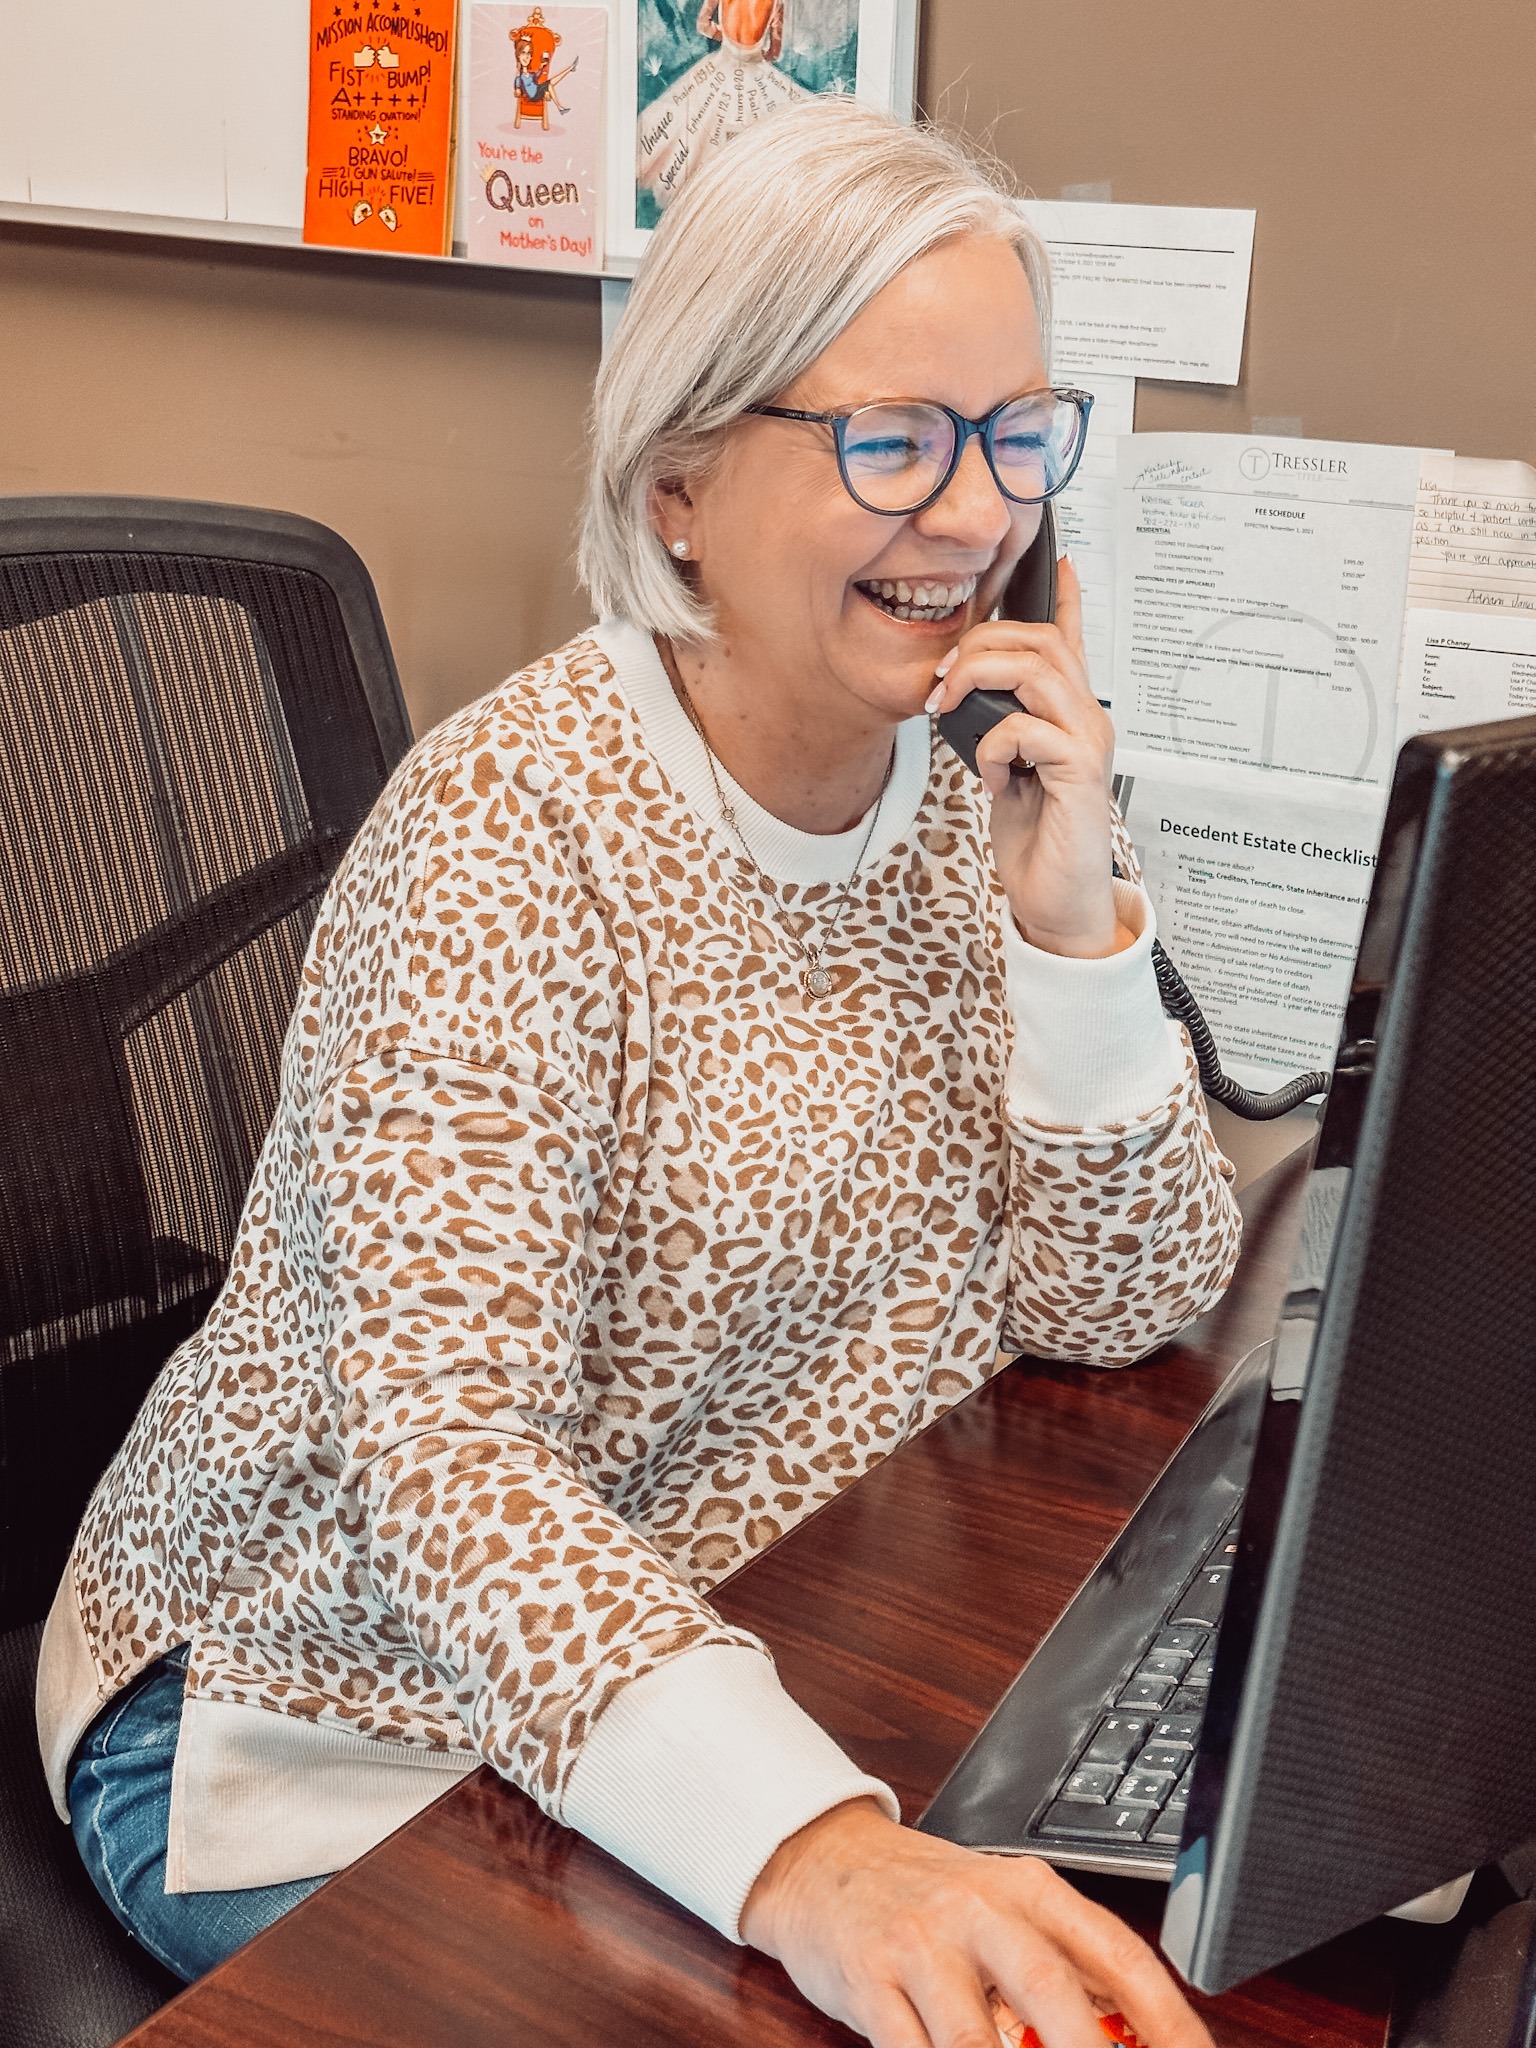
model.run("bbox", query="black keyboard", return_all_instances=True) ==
[918,1343,1269,1876]
[1030,1516,1239,1853]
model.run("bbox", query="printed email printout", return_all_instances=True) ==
[1017,200,1255,384]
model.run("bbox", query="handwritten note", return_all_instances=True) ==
[1408,456,1536,616]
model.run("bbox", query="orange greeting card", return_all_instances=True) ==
[303,0,459,254]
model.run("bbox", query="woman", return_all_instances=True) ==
[40,100,1239,2048]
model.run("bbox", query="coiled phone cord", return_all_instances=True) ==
[1150,938,1330,1121]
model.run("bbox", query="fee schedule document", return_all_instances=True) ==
[1113,434,1430,784]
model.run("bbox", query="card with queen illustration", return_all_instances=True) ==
[465,4,606,272]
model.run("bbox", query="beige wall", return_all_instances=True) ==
[4,0,1531,738]
[0,235,601,738]
[4,0,1530,1182]
[922,0,1535,460]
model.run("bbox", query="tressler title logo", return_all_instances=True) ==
[1240,446,1349,480]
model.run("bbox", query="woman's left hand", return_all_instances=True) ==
[928,556,1132,959]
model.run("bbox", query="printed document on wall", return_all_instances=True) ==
[1017,200,1255,384]
[1051,371,1135,705]
[1115,749,1388,1091]
[1397,609,1536,741]
[1113,434,1429,785]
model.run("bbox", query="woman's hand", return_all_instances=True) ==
[741,1798,1212,2048]
[927,557,1128,959]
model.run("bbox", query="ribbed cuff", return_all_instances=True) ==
[1005,879,1185,1129]
[559,1644,899,1942]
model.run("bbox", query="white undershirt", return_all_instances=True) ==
[595,617,932,885]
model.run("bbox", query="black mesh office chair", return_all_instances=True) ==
[0,498,412,2046]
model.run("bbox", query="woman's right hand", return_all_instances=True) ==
[740,1798,1214,2048]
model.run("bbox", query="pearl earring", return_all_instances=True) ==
[670,539,690,559]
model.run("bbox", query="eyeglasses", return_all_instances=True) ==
[745,387,1094,517]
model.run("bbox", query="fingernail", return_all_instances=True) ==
[934,646,959,678]
[924,681,946,715]
[1058,549,1073,568]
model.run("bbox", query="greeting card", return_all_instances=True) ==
[304,0,459,255]
[466,4,606,272]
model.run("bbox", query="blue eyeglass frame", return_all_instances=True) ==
[745,387,1095,516]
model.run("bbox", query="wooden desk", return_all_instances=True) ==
[124,1145,1398,2048]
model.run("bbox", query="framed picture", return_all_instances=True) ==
[602,0,918,272]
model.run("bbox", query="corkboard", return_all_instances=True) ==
[4,0,1529,747]
[919,0,1535,463]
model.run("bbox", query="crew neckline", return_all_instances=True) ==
[591,618,931,888]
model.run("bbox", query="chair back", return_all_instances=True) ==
[0,497,412,1632]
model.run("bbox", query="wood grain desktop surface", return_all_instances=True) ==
[122,1144,1397,2048]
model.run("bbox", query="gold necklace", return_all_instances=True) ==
[660,643,894,1001]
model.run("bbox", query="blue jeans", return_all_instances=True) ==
[66,1645,326,1982]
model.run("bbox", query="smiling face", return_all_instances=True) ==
[661,233,1046,728]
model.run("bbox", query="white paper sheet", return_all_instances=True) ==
[1051,371,1135,706]
[221,0,307,228]
[0,0,309,226]
[1018,200,1256,385]
[1112,433,1429,785]
[1408,456,1536,617]
[0,8,30,203]
[1115,749,1388,1091]
[13,0,228,220]
[1396,608,1536,743]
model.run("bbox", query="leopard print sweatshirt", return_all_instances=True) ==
[38,621,1239,1938]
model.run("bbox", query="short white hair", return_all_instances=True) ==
[578,99,1050,642]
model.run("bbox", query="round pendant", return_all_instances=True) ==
[805,966,833,998]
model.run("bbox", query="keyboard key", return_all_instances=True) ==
[1148,1811,1186,1847]
[1082,1715,1151,1767]
[1170,1571,1230,1628]
[1116,1676,1175,1711]
[1136,1650,1190,1681]
[1166,1768,1194,1812]
[1204,1535,1240,1569]
[1134,1742,1188,1776]
[1060,1765,1120,1804]
[1038,1801,1151,1843]
[1187,1652,1216,1686]
[1151,1713,1202,1748]
[1154,1626,1206,1655]
[1117,1771,1175,1808]
[1169,1686,1208,1715]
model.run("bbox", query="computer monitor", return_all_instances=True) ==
[1160,712,1536,1989]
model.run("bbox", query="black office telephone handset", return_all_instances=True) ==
[935,504,1329,1121]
